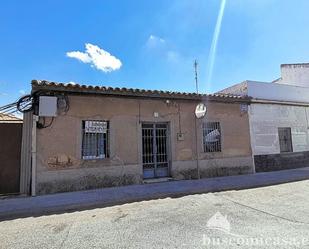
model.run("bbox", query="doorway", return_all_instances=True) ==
[142,123,170,179]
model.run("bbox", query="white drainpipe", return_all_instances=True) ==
[31,114,38,196]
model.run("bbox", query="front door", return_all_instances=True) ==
[142,123,169,179]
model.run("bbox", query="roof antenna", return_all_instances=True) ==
[194,59,199,94]
[193,59,200,179]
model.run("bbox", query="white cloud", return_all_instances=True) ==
[66,51,91,63]
[149,35,165,43]
[144,35,183,64]
[146,35,166,48]
[66,43,122,72]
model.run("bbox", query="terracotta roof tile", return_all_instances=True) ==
[0,113,22,122]
[31,79,250,102]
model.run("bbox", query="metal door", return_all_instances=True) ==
[142,123,169,179]
[0,123,22,195]
[278,127,293,153]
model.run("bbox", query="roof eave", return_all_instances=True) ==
[31,80,251,103]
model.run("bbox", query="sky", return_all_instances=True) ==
[1,0,309,106]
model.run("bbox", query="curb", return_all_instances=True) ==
[1,168,309,221]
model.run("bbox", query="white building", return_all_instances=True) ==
[219,64,309,172]
[274,63,309,87]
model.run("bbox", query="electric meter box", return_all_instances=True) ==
[39,96,57,117]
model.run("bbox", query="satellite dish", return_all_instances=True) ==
[195,103,207,119]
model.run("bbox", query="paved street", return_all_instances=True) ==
[2,167,309,220]
[1,180,309,249]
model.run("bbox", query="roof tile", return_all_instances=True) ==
[0,113,22,122]
[31,79,250,102]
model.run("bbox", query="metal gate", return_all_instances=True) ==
[0,123,22,195]
[142,123,169,179]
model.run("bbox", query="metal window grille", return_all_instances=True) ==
[82,120,109,159]
[203,122,221,152]
[278,127,293,153]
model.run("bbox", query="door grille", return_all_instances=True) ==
[142,123,169,179]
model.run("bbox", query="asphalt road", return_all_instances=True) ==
[1,180,309,249]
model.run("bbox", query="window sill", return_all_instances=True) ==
[82,156,108,160]
[201,151,222,154]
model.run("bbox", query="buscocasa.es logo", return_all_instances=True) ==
[206,211,231,234]
[202,212,309,247]
[206,211,242,237]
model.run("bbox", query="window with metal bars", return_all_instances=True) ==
[203,122,221,152]
[82,120,109,159]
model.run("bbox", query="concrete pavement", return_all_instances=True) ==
[1,179,309,249]
[1,167,309,221]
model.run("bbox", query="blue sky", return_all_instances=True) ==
[1,0,309,106]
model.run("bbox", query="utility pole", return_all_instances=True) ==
[194,59,200,179]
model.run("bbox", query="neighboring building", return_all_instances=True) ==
[0,113,22,123]
[20,80,253,195]
[219,80,309,172]
[0,113,23,195]
[273,63,309,87]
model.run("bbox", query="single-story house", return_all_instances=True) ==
[20,80,254,195]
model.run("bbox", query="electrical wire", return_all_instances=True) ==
[2,106,18,113]
[0,102,18,111]
[0,90,70,129]
[37,117,54,129]
[17,94,33,113]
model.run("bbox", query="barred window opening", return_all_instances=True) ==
[82,120,109,159]
[203,122,221,152]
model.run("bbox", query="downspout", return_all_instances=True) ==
[31,114,38,196]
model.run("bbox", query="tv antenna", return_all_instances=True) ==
[193,59,202,179]
[194,59,199,94]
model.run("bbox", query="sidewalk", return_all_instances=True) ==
[1,167,309,221]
